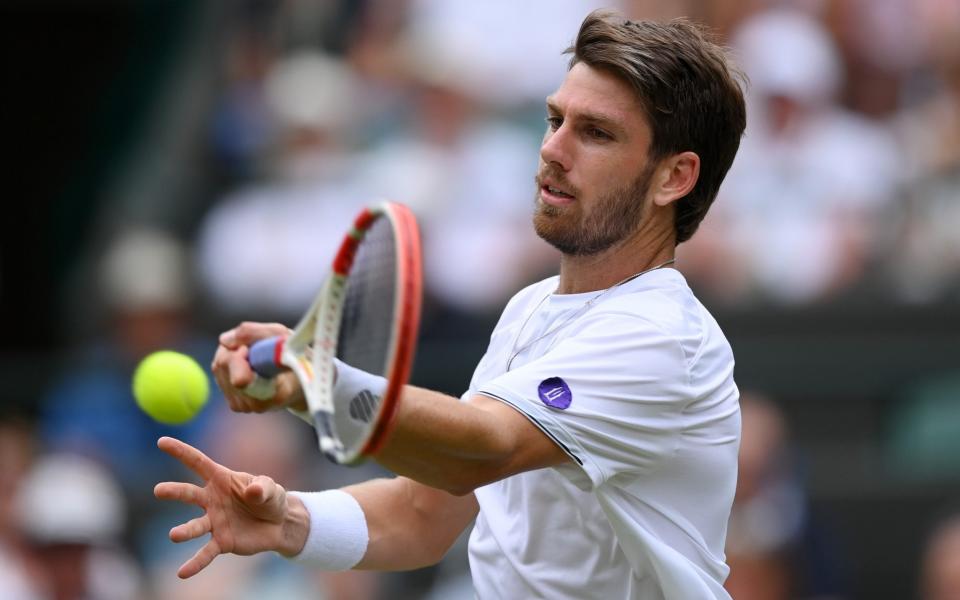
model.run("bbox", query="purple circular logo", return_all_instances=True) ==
[538,377,572,410]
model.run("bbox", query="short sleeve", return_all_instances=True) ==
[477,312,691,490]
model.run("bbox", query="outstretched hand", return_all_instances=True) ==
[154,437,309,578]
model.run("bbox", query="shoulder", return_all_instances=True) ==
[587,269,731,367]
[600,269,704,333]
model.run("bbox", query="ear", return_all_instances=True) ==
[651,151,700,207]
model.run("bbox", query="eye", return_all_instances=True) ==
[586,127,612,141]
[545,116,562,131]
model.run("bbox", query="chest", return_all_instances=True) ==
[471,302,592,392]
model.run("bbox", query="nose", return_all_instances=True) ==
[540,126,571,172]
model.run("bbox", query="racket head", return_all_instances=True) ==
[305,202,422,464]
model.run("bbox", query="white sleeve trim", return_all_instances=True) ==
[476,389,584,467]
[286,490,369,571]
[476,384,606,489]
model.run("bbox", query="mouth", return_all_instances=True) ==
[538,180,577,207]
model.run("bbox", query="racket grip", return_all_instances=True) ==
[248,336,285,377]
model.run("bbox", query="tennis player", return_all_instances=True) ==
[156,11,746,599]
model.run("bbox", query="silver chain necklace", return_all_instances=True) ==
[505,258,676,371]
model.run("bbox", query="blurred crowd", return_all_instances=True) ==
[3,0,960,598]
[80,0,960,322]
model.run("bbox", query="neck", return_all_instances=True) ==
[556,224,676,294]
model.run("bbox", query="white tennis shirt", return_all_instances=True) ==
[465,268,740,599]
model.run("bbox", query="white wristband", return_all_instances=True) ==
[332,358,388,421]
[286,490,369,570]
[284,360,387,428]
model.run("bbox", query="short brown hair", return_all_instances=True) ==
[567,11,747,244]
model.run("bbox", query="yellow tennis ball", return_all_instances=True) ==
[132,351,209,425]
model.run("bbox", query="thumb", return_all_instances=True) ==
[243,475,278,505]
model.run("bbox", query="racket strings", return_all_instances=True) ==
[338,217,398,384]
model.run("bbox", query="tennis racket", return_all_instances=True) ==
[244,201,422,465]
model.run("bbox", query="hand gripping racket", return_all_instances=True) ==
[245,202,421,464]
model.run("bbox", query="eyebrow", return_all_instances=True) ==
[545,98,624,134]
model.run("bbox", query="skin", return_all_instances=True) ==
[922,517,960,600]
[156,62,702,577]
[537,62,699,293]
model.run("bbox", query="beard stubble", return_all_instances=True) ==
[533,163,656,256]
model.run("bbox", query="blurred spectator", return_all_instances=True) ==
[353,25,557,316]
[197,51,373,321]
[0,419,35,547]
[885,1,960,302]
[401,0,618,108]
[885,168,960,302]
[209,20,276,182]
[902,0,960,175]
[680,8,902,305]
[197,14,563,323]
[726,392,799,600]
[922,514,960,600]
[13,454,144,600]
[0,419,38,600]
[383,1,623,315]
[827,0,929,119]
[208,1,367,181]
[40,229,217,506]
[725,393,846,600]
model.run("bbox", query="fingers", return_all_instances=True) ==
[275,372,308,412]
[169,515,211,543]
[212,324,299,413]
[212,343,251,395]
[212,345,264,413]
[157,437,218,480]
[154,481,205,506]
[220,322,291,349]
[215,354,304,414]
[227,345,255,389]
[178,538,222,579]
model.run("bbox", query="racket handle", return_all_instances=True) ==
[244,375,276,401]
[248,336,285,377]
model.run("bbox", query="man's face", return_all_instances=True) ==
[534,62,657,256]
